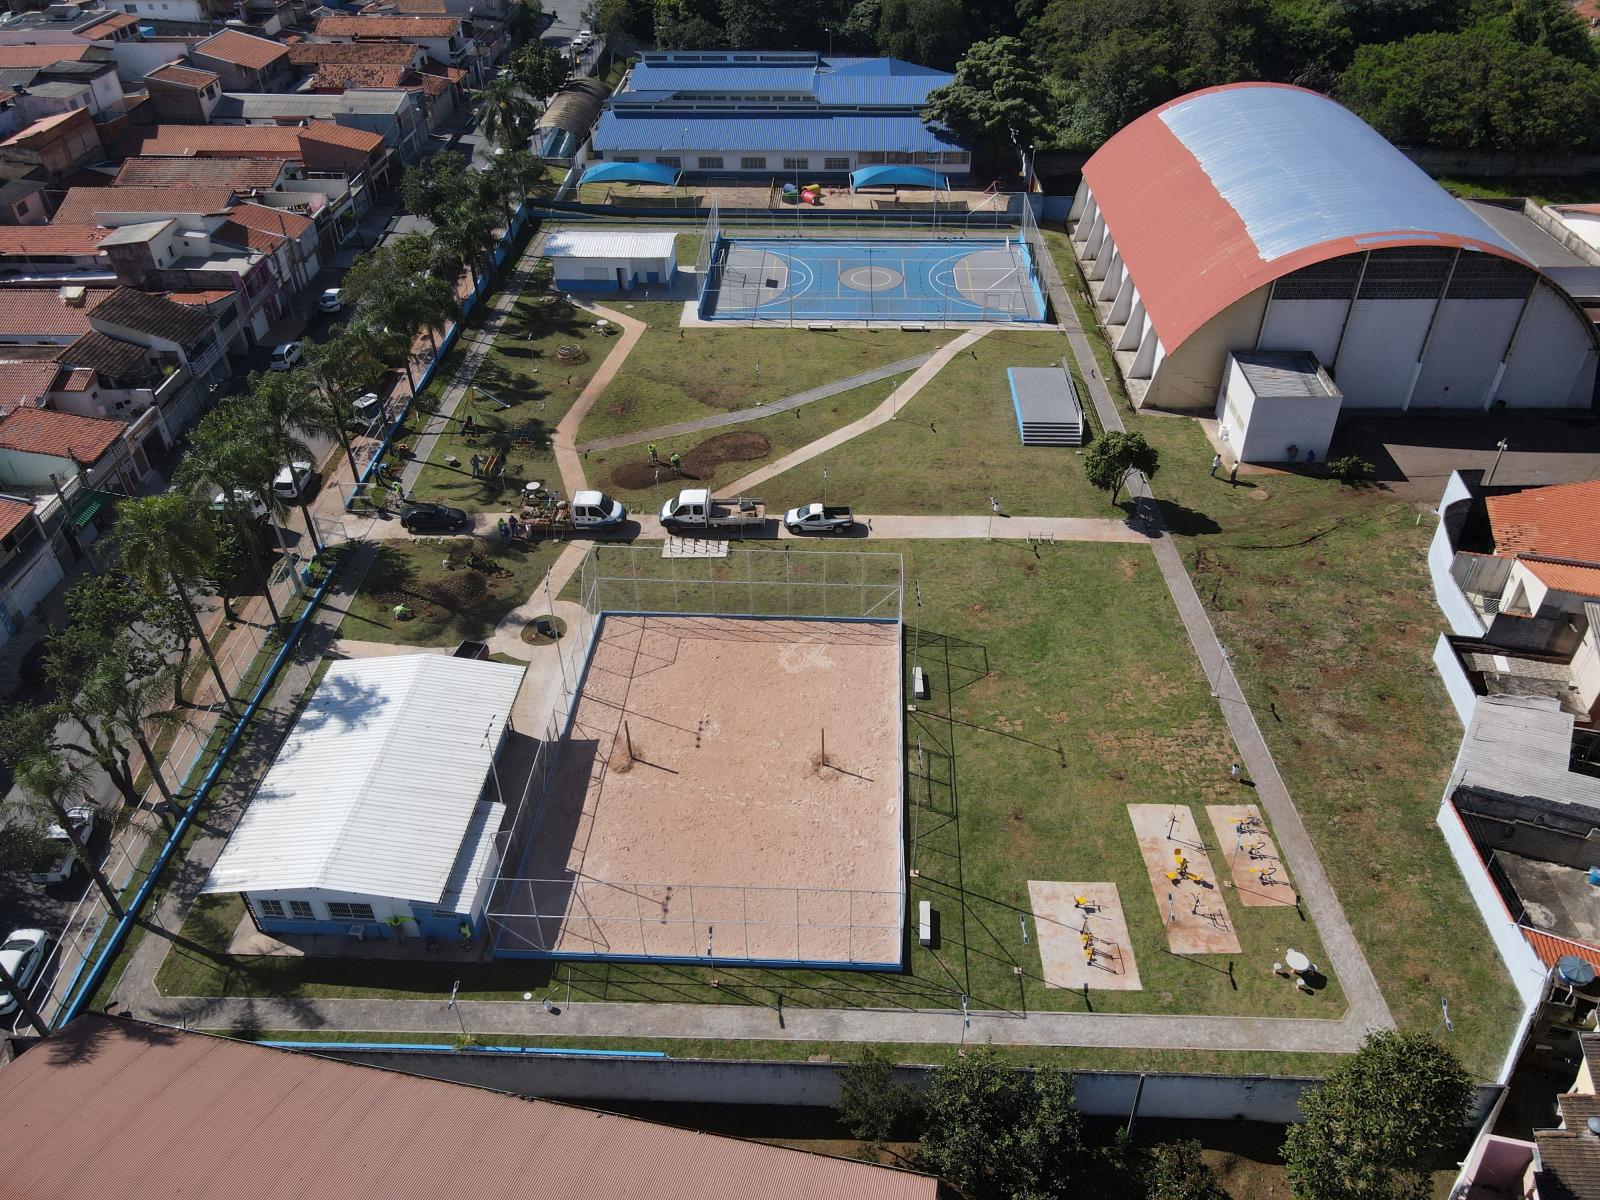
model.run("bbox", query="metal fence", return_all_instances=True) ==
[484,544,906,967]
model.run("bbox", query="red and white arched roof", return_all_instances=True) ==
[1080,83,1534,351]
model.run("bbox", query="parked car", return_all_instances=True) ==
[784,502,855,534]
[351,392,385,429]
[210,487,270,522]
[0,929,50,1017]
[269,341,302,371]
[401,503,469,533]
[272,462,318,502]
[29,806,97,885]
[319,288,343,313]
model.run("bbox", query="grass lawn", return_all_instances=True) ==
[1124,408,1522,1080]
[575,300,951,445]
[159,539,1346,1056]
[333,537,561,648]
[586,374,905,513]
[1432,174,1600,207]
[409,293,621,512]
[755,327,1112,517]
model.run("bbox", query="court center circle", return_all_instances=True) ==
[839,263,905,293]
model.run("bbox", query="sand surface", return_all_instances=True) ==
[1127,804,1241,956]
[499,615,904,963]
[1029,881,1142,991]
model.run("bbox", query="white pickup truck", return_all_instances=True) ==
[569,489,627,528]
[783,502,855,534]
[658,488,766,532]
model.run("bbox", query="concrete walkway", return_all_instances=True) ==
[573,352,938,454]
[721,329,991,497]
[552,302,647,498]
[1035,237,1395,1038]
[139,989,1375,1053]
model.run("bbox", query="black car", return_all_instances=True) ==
[401,503,469,532]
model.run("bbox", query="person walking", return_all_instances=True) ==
[1229,463,1239,486]
[648,442,658,464]
[1210,453,1221,478]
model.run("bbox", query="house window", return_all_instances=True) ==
[326,902,376,922]
[288,900,315,920]
[616,155,638,163]
[782,156,808,171]
[858,151,884,165]
[257,898,285,919]
[697,155,723,170]
[823,157,849,171]
[740,155,764,170]
[656,155,680,168]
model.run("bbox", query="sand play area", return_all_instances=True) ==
[497,615,905,965]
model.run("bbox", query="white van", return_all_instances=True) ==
[272,462,317,502]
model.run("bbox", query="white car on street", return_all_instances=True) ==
[269,341,302,371]
[0,929,50,1017]
[28,806,96,885]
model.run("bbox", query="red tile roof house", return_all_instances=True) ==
[1487,480,1600,619]
[312,12,487,83]
[0,487,68,646]
[142,61,223,124]
[190,28,294,93]
[0,224,112,280]
[0,404,145,498]
[82,287,231,431]
[0,108,103,183]
[119,122,393,202]
[0,342,179,471]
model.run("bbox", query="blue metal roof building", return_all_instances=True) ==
[592,50,970,179]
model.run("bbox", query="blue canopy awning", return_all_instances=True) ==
[581,161,683,187]
[849,165,951,192]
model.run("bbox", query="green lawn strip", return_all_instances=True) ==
[248,1027,1344,1076]
[755,328,1112,518]
[1040,230,1133,410]
[1431,175,1600,207]
[409,294,618,513]
[586,375,902,515]
[575,300,951,445]
[160,540,1342,1031]
[332,537,562,649]
[1125,408,1522,1080]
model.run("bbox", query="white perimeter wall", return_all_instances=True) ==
[1429,472,1490,638]
[1256,298,1347,366]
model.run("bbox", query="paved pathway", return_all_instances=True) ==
[552,302,646,497]
[1034,237,1394,1037]
[720,329,991,497]
[573,352,938,454]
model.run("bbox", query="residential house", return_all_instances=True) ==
[0,108,103,182]
[217,201,321,300]
[142,61,221,122]
[104,0,211,22]
[74,9,140,38]
[84,285,228,405]
[286,40,422,72]
[0,174,50,224]
[122,122,389,188]
[0,50,127,120]
[56,324,209,436]
[0,5,139,46]
[98,219,287,345]
[52,183,238,226]
[0,343,175,460]
[190,29,292,92]
[360,0,508,19]
[210,88,428,162]
[303,63,464,131]
[112,153,287,192]
[0,489,67,644]
[0,404,147,500]
[0,223,112,279]
[311,13,483,83]
[592,51,970,181]
[0,285,115,347]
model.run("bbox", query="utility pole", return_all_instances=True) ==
[1486,438,1509,486]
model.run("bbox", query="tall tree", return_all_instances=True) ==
[923,36,1054,157]
[509,42,568,101]
[432,201,502,286]
[301,331,393,480]
[476,73,541,150]
[178,403,283,624]
[1283,1031,1473,1200]
[244,373,324,555]
[401,151,476,224]
[481,147,544,223]
[835,1046,919,1162]
[7,742,124,920]
[114,492,234,712]
[1083,430,1159,505]
[917,1048,1090,1199]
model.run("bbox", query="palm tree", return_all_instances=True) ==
[114,492,234,712]
[432,201,501,288]
[244,375,324,555]
[11,751,124,920]
[178,404,283,624]
[476,73,539,150]
[391,274,461,356]
[482,147,543,224]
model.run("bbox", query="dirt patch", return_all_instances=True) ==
[425,569,488,608]
[610,431,774,491]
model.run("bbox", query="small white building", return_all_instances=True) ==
[545,228,677,292]
[1217,351,1342,465]
[204,653,526,944]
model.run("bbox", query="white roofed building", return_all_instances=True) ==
[544,228,677,293]
[204,653,525,944]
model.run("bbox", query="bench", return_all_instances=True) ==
[806,323,838,332]
[918,900,934,947]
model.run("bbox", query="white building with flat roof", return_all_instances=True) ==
[545,228,677,292]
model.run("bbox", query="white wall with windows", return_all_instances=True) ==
[595,148,970,177]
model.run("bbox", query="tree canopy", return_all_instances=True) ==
[923,37,1055,152]
[1283,1030,1474,1200]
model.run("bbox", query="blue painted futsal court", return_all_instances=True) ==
[698,236,1048,324]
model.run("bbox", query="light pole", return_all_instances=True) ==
[1208,643,1231,698]
[1486,438,1509,486]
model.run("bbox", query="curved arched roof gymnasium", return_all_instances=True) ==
[1080,83,1536,351]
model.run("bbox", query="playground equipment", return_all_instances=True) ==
[1166,847,1205,885]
